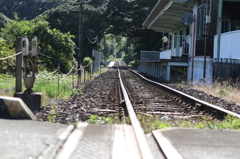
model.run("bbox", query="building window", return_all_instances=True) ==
[197,1,210,39]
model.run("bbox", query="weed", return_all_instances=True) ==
[137,113,240,133]
[71,89,83,98]
[218,89,228,97]
[87,115,123,125]
[88,115,99,124]
[0,74,15,91]
[47,105,57,123]
[34,71,73,99]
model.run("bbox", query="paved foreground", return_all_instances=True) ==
[1,119,240,159]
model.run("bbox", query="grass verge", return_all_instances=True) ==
[138,114,240,134]
[34,71,73,99]
[86,114,240,134]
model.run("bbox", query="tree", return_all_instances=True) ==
[0,0,163,64]
[0,14,9,30]
[0,0,73,20]
[0,14,76,73]
[0,39,15,74]
[104,0,162,56]
[44,1,109,59]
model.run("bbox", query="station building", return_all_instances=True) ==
[139,0,240,84]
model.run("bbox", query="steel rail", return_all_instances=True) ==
[118,68,154,159]
[129,69,240,119]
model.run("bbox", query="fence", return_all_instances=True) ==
[140,51,160,61]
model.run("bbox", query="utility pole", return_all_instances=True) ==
[77,0,83,87]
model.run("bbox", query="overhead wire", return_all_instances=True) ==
[82,14,99,44]
[83,16,98,44]
[82,14,98,40]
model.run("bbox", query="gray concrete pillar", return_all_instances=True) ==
[166,65,171,81]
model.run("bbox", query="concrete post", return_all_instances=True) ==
[176,30,181,56]
[15,37,22,93]
[166,65,171,81]
[171,33,175,56]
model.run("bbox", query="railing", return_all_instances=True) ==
[140,35,191,61]
[214,30,240,60]
[171,35,191,57]
[140,51,160,61]
[140,50,172,61]
[160,50,171,59]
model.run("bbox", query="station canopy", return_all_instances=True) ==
[142,0,194,33]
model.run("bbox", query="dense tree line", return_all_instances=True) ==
[0,0,163,72]
[1,14,75,73]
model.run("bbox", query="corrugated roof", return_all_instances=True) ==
[143,0,194,32]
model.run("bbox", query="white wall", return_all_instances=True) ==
[214,30,240,60]
[160,50,171,59]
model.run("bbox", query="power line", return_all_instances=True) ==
[83,22,98,44]
[82,14,98,40]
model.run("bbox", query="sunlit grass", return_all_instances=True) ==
[137,114,240,133]
[0,74,15,96]
[34,71,73,99]
[0,74,15,89]
[85,113,240,134]
[191,79,240,105]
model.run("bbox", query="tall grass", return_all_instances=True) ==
[0,74,15,89]
[192,79,240,105]
[34,71,73,99]
[0,74,15,96]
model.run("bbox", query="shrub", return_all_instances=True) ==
[83,57,92,73]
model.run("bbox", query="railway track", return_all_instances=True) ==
[115,61,240,159]
[38,60,240,124]
[34,60,240,159]
[120,68,198,119]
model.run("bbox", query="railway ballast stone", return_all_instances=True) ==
[36,69,119,124]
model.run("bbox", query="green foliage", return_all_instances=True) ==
[0,0,75,20]
[1,15,75,73]
[88,115,122,124]
[176,81,187,89]
[71,89,83,98]
[0,74,15,95]
[140,114,240,134]
[47,105,57,123]
[0,40,15,74]
[83,57,92,73]
[105,0,162,53]
[45,1,109,58]
[34,71,73,99]
[0,0,163,64]
[0,13,9,29]
[128,60,137,67]
[88,115,99,124]
[218,89,228,97]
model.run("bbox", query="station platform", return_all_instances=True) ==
[1,119,240,159]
